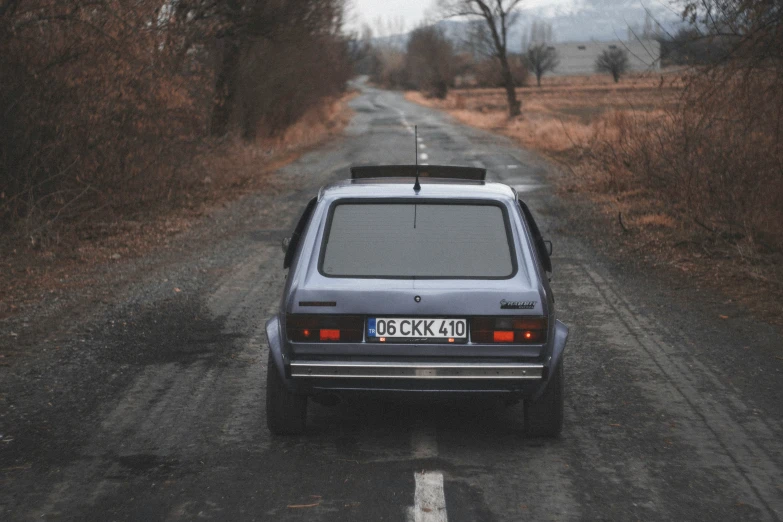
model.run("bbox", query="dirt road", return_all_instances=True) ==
[1,83,782,521]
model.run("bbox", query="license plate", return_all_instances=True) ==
[367,318,467,342]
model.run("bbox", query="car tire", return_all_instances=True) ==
[266,354,307,435]
[523,360,564,438]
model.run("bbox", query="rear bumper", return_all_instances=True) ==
[265,315,568,397]
[289,361,546,395]
[290,360,545,379]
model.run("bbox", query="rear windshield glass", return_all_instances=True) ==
[321,202,515,278]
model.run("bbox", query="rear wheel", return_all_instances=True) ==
[266,354,307,435]
[524,360,564,438]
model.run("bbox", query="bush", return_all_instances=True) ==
[371,50,410,90]
[597,70,783,251]
[405,26,455,99]
[593,0,783,252]
[526,44,559,87]
[0,0,208,241]
[471,55,528,88]
[0,0,351,244]
[595,48,629,82]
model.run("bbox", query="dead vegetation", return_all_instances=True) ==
[0,0,352,250]
[437,0,526,116]
[0,91,355,318]
[0,0,355,315]
[405,26,455,99]
[407,64,783,324]
[407,74,682,155]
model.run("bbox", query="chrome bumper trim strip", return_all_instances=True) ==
[289,361,545,379]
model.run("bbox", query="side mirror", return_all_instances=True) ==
[544,240,553,256]
[281,237,291,254]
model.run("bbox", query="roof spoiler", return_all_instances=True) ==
[350,165,486,181]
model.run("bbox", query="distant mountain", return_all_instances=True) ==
[512,0,684,45]
[370,33,410,51]
[371,0,685,50]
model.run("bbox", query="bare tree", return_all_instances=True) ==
[406,25,455,98]
[595,48,630,82]
[203,0,350,138]
[0,0,354,240]
[464,19,496,58]
[438,0,524,116]
[526,44,559,86]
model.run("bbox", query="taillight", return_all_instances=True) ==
[286,314,363,342]
[471,316,548,344]
[493,331,515,343]
[319,329,340,341]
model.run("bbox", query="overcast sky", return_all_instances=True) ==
[346,0,581,35]
[346,0,432,34]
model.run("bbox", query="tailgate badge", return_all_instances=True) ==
[500,299,536,310]
[414,295,421,302]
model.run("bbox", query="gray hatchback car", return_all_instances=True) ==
[265,165,569,437]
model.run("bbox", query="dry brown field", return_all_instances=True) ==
[407,72,683,158]
[407,73,783,326]
[405,72,686,230]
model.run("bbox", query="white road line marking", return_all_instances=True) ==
[507,164,520,169]
[396,108,415,134]
[421,162,429,166]
[419,144,427,149]
[407,471,448,522]
[419,153,429,161]
[417,137,424,142]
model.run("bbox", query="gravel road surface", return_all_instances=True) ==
[2,82,782,521]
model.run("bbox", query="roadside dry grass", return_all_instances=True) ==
[407,75,783,326]
[407,73,682,156]
[0,92,356,319]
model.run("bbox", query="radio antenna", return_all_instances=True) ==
[413,125,421,192]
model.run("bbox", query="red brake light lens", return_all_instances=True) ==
[472,317,548,344]
[493,331,515,343]
[319,329,340,341]
[286,314,363,342]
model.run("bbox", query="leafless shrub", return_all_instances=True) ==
[405,25,455,99]
[0,0,351,245]
[658,27,731,66]
[1,0,206,243]
[594,0,783,252]
[370,50,409,89]
[207,0,351,139]
[595,48,630,82]
[526,44,559,87]
[601,75,783,250]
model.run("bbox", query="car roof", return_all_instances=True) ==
[318,178,518,202]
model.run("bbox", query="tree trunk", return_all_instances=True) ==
[210,40,241,137]
[498,54,521,117]
[537,73,542,87]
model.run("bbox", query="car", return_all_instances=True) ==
[264,165,569,437]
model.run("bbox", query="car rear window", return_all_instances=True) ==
[320,202,515,278]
